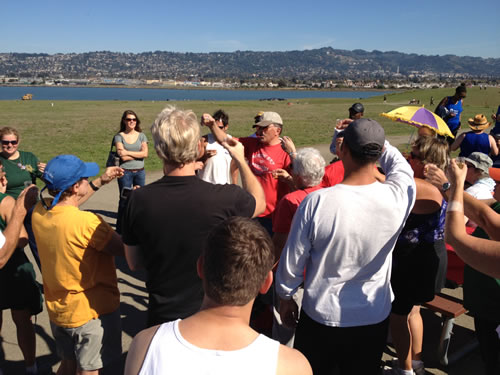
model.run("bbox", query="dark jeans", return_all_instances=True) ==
[116,168,145,234]
[474,316,500,375]
[294,310,389,375]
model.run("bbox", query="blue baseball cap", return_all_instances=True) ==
[41,155,99,209]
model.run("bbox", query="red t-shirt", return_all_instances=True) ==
[273,185,322,234]
[239,137,291,218]
[320,161,344,187]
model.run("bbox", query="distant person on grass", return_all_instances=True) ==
[32,155,125,375]
[125,216,312,375]
[114,110,148,234]
[123,106,265,328]
[435,84,467,142]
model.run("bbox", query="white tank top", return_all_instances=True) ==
[198,133,233,185]
[139,319,280,375]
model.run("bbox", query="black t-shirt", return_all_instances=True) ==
[122,175,256,327]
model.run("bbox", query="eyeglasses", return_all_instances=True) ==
[125,118,137,122]
[1,140,18,146]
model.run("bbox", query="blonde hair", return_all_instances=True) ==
[412,136,450,170]
[151,106,201,167]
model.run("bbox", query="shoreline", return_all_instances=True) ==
[0,83,399,92]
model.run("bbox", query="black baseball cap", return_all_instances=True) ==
[349,103,365,113]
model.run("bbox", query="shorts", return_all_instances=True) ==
[50,309,122,371]
[391,241,440,315]
[0,248,43,315]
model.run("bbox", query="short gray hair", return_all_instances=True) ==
[293,148,326,187]
[151,106,200,166]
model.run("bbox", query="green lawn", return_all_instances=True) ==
[0,86,498,172]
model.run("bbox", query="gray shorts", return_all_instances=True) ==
[50,309,122,371]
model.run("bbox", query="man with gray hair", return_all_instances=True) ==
[276,119,416,374]
[123,106,265,327]
[204,111,291,235]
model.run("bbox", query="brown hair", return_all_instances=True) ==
[202,217,274,306]
[120,110,142,132]
[0,127,20,141]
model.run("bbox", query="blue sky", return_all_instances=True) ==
[2,0,499,58]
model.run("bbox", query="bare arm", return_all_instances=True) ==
[280,136,296,160]
[78,166,124,205]
[124,325,160,375]
[202,113,227,145]
[230,159,239,185]
[222,138,265,217]
[0,186,37,269]
[450,133,465,152]
[412,178,442,214]
[125,244,144,271]
[445,159,500,278]
[425,163,500,240]
[116,141,149,159]
[434,97,448,114]
[489,135,499,156]
[2,196,29,249]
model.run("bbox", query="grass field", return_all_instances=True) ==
[0,86,499,172]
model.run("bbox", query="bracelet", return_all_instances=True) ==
[288,151,297,157]
[89,181,99,192]
[447,200,463,213]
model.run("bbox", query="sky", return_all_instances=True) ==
[2,0,500,58]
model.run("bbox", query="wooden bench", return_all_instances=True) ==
[423,293,477,366]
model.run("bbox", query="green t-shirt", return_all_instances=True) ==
[463,202,500,319]
[0,151,41,199]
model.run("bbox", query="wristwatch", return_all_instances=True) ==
[442,182,451,192]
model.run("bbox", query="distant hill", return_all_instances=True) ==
[1,47,499,80]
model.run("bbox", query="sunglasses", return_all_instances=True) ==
[1,140,18,146]
[125,118,137,122]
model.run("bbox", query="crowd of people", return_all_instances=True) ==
[0,92,499,375]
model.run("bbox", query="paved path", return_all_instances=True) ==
[0,139,484,374]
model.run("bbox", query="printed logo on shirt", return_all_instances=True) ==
[250,150,276,176]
